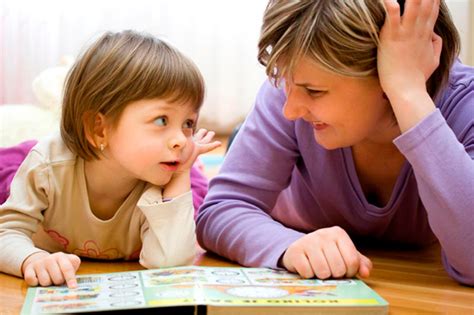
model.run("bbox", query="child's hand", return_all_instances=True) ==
[178,128,221,173]
[377,0,442,100]
[22,252,81,288]
[162,129,221,199]
[281,226,372,279]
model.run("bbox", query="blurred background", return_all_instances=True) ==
[0,0,472,137]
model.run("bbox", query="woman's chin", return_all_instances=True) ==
[313,135,343,150]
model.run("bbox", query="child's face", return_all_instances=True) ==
[282,56,399,149]
[104,99,197,186]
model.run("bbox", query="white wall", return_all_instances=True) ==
[1,0,472,134]
[0,0,268,133]
[446,0,473,65]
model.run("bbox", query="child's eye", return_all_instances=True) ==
[154,116,168,126]
[183,119,195,129]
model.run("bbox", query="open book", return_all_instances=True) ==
[21,266,388,314]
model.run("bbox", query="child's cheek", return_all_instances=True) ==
[182,140,195,162]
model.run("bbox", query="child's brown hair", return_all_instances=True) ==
[61,30,205,160]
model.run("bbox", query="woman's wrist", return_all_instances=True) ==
[388,88,436,133]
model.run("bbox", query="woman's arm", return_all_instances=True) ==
[378,0,474,285]
[394,90,474,285]
[196,80,304,268]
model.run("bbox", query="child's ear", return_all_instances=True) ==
[83,111,109,149]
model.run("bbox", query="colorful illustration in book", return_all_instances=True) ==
[36,293,100,303]
[40,302,97,313]
[21,267,388,314]
[147,276,208,286]
[154,287,195,299]
[148,267,204,277]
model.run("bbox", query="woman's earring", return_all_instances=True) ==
[100,143,105,151]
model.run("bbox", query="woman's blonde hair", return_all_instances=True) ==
[61,30,205,160]
[258,0,460,98]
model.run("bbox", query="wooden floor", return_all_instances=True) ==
[2,134,474,314]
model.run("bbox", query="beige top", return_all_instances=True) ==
[0,134,196,277]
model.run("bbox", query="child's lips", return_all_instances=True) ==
[160,161,180,171]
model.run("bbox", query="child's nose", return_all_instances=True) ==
[168,130,187,150]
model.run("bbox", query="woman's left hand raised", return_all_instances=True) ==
[377,0,442,131]
[378,0,442,96]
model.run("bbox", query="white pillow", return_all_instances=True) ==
[0,104,59,147]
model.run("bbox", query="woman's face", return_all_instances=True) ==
[283,57,399,149]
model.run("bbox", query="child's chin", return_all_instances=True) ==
[149,175,173,186]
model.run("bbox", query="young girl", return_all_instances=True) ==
[197,0,474,285]
[0,30,220,288]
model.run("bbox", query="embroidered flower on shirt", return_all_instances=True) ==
[44,229,69,250]
[73,240,120,259]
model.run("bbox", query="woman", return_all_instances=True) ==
[197,0,473,285]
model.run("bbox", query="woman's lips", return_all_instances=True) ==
[312,121,328,131]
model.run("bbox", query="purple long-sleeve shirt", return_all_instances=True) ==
[196,61,474,285]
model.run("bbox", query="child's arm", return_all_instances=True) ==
[162,129,221,200]
[0,149,81,288]
[137,129,220,268]
[137,187,196,268]
[0,150,50,277]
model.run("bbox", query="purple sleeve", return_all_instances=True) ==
[0,140,38,204]
[196,81,304,268]
[394,107,474,285]
[190,163,208,219]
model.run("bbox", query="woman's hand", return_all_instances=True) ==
[378,0,442,97]
[281,226,372,279]
[377,0,442,132]
[22,252,81,288]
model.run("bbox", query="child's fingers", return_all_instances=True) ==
[193,128,207,141]
[59,255,79,288]
[199,141,221,154]
[24,265,39,286]
[201,130,216,143]
[67,254,81,270]
[45,259,66,286]
[35,264,53,286]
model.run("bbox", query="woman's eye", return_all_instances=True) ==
[183,120,195,129]
[306,89,323,97]
[154,117,168,126]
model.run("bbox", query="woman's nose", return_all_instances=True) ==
[283,86,308,121]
